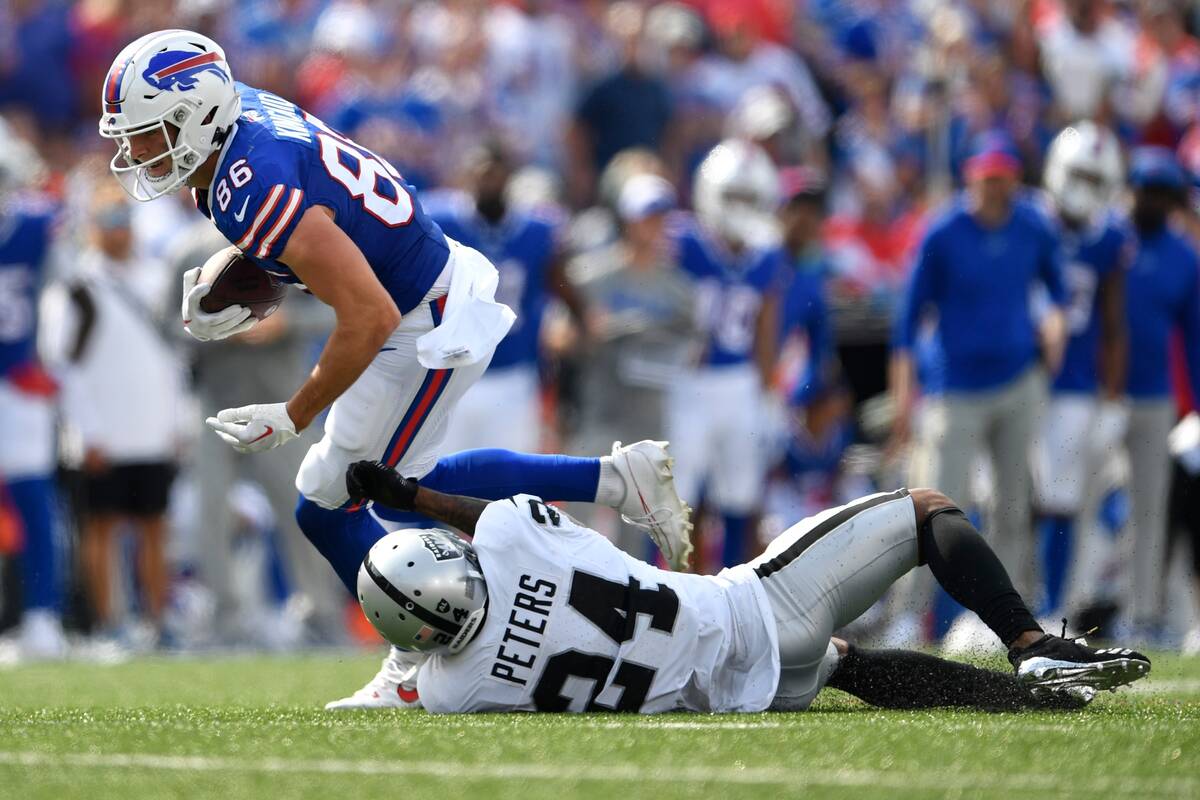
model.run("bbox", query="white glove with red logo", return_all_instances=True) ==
[205,402,299,453]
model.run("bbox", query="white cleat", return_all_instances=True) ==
[324,646,423,710]
[19,610,68,661]
[611,440,694,570]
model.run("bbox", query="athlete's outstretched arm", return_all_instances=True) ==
[411,487,489,537]
[281,206,402,431]
[346,460,488,535]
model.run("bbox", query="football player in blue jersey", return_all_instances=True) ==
[424,141,585,459]
[1031,122,1129,619]
[0,126,66,661]
[99,30,691,707]
[667,139,785,568]
[893,132,1068,603]
[1120,148,1200,641]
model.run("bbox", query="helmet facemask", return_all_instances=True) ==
[103,108,203,201]
[1057,167,1107,226]
[98,30,239,202]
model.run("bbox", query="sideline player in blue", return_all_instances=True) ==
[892,132,1068,601]
[0,131,65,661]
[425,141,584,457]
[98,30,691,707]
[667,139,784,568]
[1120,148,1200,641]
[1032,123,1128,618]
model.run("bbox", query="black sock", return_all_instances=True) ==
[918,508,1042,648]
[826,645,1044,711]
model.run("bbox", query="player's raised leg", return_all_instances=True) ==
[750,488,1149,710]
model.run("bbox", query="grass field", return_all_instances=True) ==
[1,651,1198,800]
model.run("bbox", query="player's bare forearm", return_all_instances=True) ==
[549,256,589,326]
[1097,268,1127,399]
[285,320,390,430]
[411,486,489,536]
[280,205,402,430]
[753,294,780,387]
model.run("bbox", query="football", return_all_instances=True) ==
[197,245,287,320]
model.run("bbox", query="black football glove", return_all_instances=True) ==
[346,461,419,510]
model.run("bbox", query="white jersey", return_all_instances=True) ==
[416,495,780,713]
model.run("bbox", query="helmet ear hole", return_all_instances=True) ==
[201,107,218,126]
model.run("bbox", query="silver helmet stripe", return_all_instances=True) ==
[363,554,461,636]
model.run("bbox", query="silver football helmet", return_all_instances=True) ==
[1043,121,1122,225]
[357,529,488,654]
[693,138,781,250]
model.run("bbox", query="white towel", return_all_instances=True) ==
[416,241,516,369]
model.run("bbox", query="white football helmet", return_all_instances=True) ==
[693,138,781,250]
[1043,121,1123,225]
[98,30,240,201]
[357,529,488,654]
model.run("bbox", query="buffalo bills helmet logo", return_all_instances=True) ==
[142,50,228,92]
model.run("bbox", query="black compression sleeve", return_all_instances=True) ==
[919,508,1042,647]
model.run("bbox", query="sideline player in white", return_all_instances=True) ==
[344,462,1151,714]
[668,139,784,568]
[98,30,691,706]
[1032,122,1128,618]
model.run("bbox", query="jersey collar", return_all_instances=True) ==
[204,121,241,218]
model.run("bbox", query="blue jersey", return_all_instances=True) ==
[895,196,1066,392]
[425,192,559,371]
[195,83,448,314]
[672,218,783,367]
[1125,226,1200,401]
[778,262,831,405]
[1052,216,1129,394]
[0,201,54,378]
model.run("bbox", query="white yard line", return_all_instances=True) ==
[0,751,1196,797]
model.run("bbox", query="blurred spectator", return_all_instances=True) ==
[568,173,696,453]
[1139,0,1200,142]
[568,2,677,207]
[0,122,65,661]
[690,4,831,146]
[824,146,924,409]
[166,222,345,646]
[892,132,1067,602]
[775,167,833,409]
[432,141,580,455]
[566,173,697,555]
[0,1,76,133]
[1037,0,1135,124]
[1120,147,1200,640]
[483,0,577,168]
[39,186,183,646]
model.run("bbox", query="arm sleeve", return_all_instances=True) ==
[893,231,939,352]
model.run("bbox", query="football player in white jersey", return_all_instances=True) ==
[344,462,1151,713]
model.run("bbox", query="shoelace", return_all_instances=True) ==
[1059,617,1100,645]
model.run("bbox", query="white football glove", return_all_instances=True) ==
[182,265,258,342]
[1092,399,1130,455]
[205,402,299,453]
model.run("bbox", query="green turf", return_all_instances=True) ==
[1,651,1197,800]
